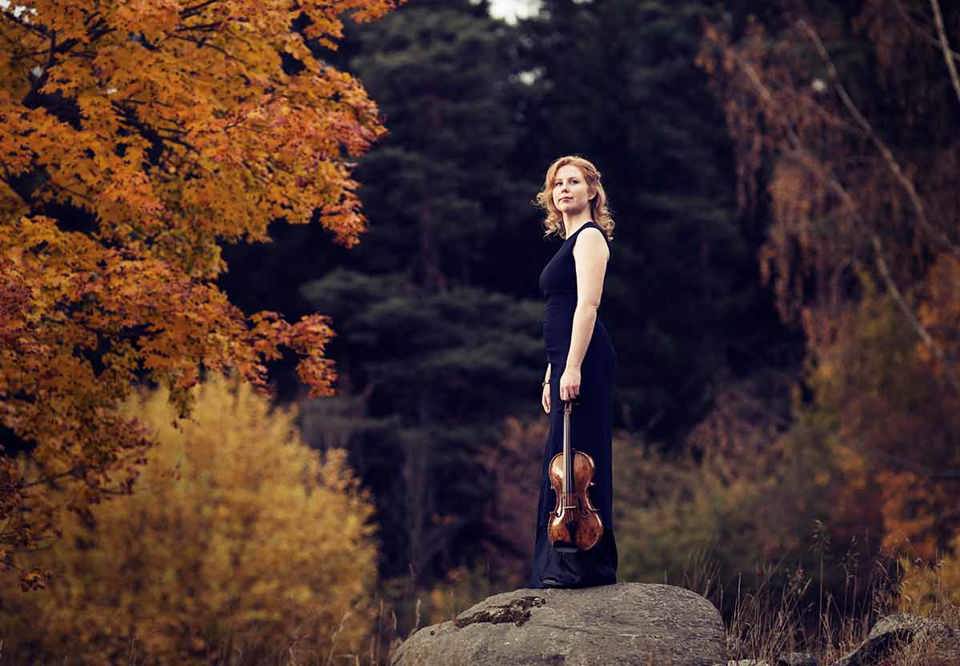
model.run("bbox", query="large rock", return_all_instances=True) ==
[830,612,960,665]
[391,582,726,665]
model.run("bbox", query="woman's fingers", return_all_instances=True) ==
[558,368,581,402]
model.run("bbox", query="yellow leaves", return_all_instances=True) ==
[0,371,381,661]
[325,0,404,24]
[8,12,386,252]
[1,0,401,578]
[833,443,867,484]
[895,532,960,616]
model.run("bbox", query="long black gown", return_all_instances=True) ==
[529,220,618,589]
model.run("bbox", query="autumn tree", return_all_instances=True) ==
[0,0,401,588]
[0,373,379,664]
[699,0,960,562]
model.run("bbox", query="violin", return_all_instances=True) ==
[547,398,603,552]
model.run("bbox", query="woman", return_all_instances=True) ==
[529,155,618,589]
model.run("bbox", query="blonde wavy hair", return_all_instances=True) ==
[534,155,615,241]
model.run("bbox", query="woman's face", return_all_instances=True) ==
[552,164,593,215]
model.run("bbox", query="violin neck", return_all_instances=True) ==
[563,403,572,496]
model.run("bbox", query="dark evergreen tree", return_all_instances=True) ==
[515,0,800,441]
[299,270,542,584]
[216,0,803,606]
[338,0,544,293]
[293,0,549,591]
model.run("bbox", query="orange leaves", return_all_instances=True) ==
[5,0,395,254]
[0,0,403,581]
[876,469,947,562]
[702,4,960,562]
[917,253,960,378]
[244,311,338,398]
[288,315,339,399]
[111,0,182,42]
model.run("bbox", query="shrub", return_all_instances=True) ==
[0,372,379,664]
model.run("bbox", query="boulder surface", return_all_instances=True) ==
[391,582,726,665]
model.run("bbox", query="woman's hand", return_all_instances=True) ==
[559,366,581,402]
[541,382,551,414]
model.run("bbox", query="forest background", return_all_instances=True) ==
[1,0,959,663]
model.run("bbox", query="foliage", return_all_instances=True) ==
[801,284,960,561]
[300,268,543,589]
[0,0,401,586]
[613,362,910,631]
[698,0,960,567]
[614,422,816,604]
[475,415,545,589]
[343,0,537,293]
[290,1,547,608]
[0,372,379,664]
[897,532,960,616]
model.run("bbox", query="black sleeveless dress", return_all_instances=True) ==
[529,220,618,589]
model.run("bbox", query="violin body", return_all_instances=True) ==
[547,449,603,551]
[546,400,604,552]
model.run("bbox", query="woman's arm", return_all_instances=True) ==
[565,228,610,373]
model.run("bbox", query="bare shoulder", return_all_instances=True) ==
[573,226,610,259]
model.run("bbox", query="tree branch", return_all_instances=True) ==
[788,146,959,394]
[718,41,960,395]
[167,33,246,65]
[0,7,49,40]
[181,0,223,20]
[929,0,960,106]
[797,18,960,261]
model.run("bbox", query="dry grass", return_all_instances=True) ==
[6,549,957,665]
[678,542,960,666]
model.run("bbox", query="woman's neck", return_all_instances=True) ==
[563,211,593,238]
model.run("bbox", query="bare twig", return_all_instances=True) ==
[323,608,353,666]
[893,0,960,61]
[717,42,960,394]
[797,19,960,261]
[929,0,960,105]
[794,142,959,394]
